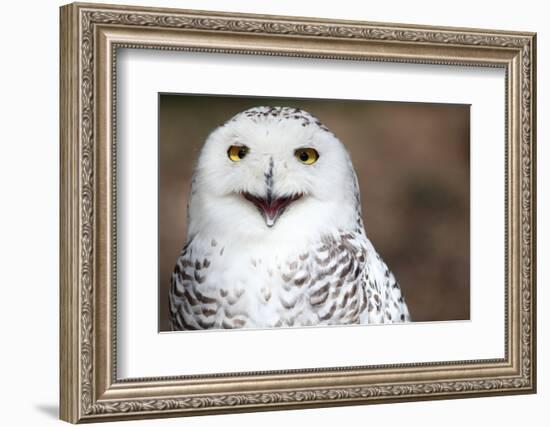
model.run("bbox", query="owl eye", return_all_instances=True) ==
[227,145,249,162]
[295,147,319,165]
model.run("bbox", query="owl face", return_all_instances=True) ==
[187,107,361,245]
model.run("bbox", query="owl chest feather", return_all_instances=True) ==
[169,231,409,330]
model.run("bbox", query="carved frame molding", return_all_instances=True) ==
[60,2,536,423]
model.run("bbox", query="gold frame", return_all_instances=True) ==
[60,2,537,423]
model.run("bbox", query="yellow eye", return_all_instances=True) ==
[227,145,249,162]
[295,147,319,165]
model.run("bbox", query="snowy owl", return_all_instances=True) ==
[169,106,410,330]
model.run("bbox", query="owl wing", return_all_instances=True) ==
[365,249,411,323]
[356,234,411,324]
[298,231,410,325]
[168,240,219,331]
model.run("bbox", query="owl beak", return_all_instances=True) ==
[242,192,302,227]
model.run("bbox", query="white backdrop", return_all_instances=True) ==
[0,0,546,426]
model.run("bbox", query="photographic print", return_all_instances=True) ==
[160,95,470,331]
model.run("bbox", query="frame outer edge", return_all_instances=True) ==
[68,1,537,37]
[529,33,537,393]
[59,2,537,422]
[60,3,80,424]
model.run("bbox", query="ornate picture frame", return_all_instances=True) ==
[60,2,536,423]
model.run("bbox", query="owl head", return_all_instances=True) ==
[186,106,363,246]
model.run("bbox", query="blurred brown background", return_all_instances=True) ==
[158,94,470,331]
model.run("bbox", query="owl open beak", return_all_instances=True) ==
[242,192,302,227]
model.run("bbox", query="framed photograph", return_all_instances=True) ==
[60,2,537,423]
